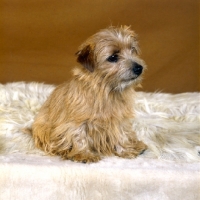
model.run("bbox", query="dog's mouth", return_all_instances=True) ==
[131,75,140,80]
[122,75,140,82]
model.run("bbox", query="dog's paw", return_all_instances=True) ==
[135,141,148,154]
[69,153,101,163]
[115,141,147,159]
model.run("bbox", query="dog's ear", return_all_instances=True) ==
[75,45,95,72]
[123,26,140,55]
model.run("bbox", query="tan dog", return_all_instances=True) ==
[32,26,147,163]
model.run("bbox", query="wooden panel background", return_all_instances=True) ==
[0,0,199,93]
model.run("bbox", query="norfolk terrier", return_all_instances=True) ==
[32,26,147,163]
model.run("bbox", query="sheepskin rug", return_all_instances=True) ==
[0,82,200,200]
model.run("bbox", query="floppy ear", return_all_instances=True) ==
[75,45,95,72]
[132,35,141,55]
[123,25,140,55]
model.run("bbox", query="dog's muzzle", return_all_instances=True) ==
[132,62,143,76]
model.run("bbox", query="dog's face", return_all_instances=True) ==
[76,26,146,91]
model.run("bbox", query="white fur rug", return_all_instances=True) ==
[0,82,200,200]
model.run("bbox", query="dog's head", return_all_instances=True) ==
[76,26,146,91]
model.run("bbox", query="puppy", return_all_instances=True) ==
[32,26,147,163]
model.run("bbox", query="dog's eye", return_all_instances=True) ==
[107,54,118,63]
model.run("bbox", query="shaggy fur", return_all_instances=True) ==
[0,82,199,162]
[32,26,147,162]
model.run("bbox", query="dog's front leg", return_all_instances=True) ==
[114,130,147,159]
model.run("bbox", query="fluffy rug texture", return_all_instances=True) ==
[0,82,200,200]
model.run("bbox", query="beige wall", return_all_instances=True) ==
[0,0,199,93]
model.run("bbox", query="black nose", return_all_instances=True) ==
[132,63,143,76]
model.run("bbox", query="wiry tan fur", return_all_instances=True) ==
[32,26,147,162]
